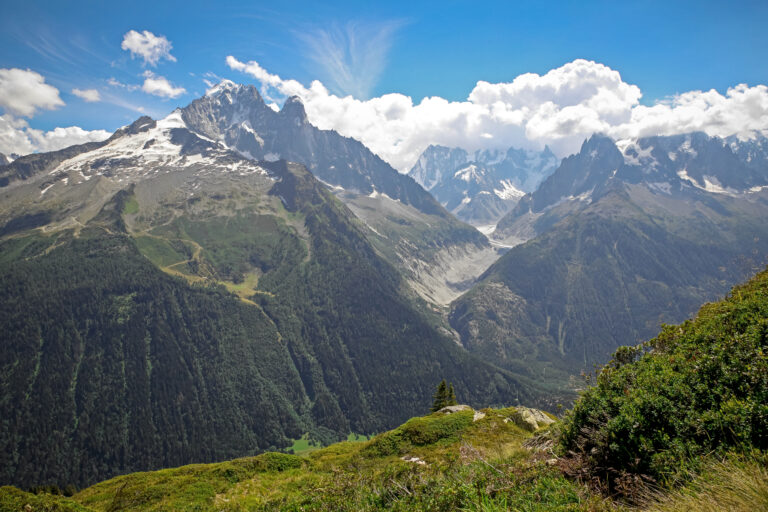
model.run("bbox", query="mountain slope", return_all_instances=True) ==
[452,133,768,386]
[0,108,539,489]
[178,82,496,304]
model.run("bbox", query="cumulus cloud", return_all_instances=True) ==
[121,30,176,67]
[295,20,403,99]
[226,57,768,171]
[72,88,101,102]
[0,114,110,156]
[141,71,186,98]
[613,84,768,140]
[0,68,64,117]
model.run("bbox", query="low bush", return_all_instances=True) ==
[558,268,768,489]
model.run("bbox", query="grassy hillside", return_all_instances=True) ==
[0,407,615,512]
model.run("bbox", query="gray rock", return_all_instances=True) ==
[437,404,472,414]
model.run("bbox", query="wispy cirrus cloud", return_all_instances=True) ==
[295,20,405,99]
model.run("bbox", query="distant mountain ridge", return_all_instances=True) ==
[408,144,558,225]
[0,81,496,305]
[495,131,768,244]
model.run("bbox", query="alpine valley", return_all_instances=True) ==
[1,81,767,495]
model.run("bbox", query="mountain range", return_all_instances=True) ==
[408,144,559,226]
[451,132,768,385]
[179,81,498,305]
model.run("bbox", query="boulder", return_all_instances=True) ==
[508,406,556,432]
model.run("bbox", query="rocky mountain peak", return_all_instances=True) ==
[280,96,308,123]
[108,115,157,142]
[580,133,621,159]
[205,79,239,95]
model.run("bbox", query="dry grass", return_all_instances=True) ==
[641,455,768,512]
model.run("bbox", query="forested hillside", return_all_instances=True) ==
[0,160,537,489]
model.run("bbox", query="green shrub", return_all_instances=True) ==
[251,452,304,472]
[363,411,474,457]
[558,267,768,486]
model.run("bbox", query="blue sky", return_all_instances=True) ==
[2,0,768,168]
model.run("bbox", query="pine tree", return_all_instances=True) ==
[447,383,457,406]
[431,379,449,412]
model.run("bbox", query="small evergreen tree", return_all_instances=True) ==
[431,380,458,412]
[447,383,457,406]
[431,380,448,412]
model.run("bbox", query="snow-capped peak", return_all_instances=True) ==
[156,109,188,130]
[205,79,239,97]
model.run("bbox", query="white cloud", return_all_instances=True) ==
[0,114,36,155]
[0,68,64,117]
[29,125,111,152]
[295,20,403,99]
[141,71,186,98]
[107,77,140,91]
[121,30,176,67]
[72,88,101,102]
[612,84,768,140]
[226,57,768,171]
[0,114,110,156]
